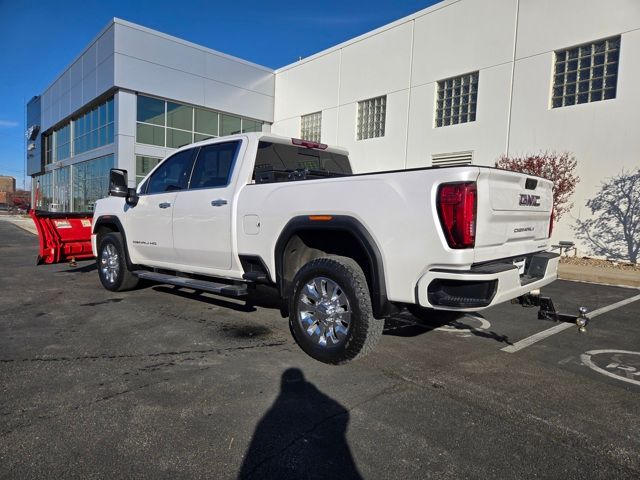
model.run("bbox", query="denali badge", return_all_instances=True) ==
[519,194,540,207]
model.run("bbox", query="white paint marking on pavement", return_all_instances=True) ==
[580,350,640,387]
[501,293,640,354]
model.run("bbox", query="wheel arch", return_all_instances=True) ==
[93,216,135,269]
[275,215,393,318]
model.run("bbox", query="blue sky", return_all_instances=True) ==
[0,0,437,188]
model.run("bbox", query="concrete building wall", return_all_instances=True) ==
[112,20,275,123]
[508,0,640,243]
[40,24,115,132]
[272,0,640,251]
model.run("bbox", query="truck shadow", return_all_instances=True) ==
[152,285,512,345]
[152,284,285,313]
[384,311,513,345]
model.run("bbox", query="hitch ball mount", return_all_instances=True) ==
[512,289,589,333]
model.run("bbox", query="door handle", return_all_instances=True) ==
[211,199,228,207]
[159,202,171,209]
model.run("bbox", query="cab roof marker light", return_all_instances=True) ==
[292,138,328,150]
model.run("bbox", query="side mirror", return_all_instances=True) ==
[109,169,128,197]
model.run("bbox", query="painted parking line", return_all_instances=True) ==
[501,293,640,354]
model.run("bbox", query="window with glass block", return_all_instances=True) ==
[357,96,386,140]
[435,72,478,127]
[552,36,620,108]
[300,112,322,142]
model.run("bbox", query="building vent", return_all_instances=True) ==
[431,151,473,167]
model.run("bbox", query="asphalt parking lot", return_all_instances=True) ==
[1,221,639,479]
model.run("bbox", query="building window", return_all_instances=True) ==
[195,108,219,142]
[552,36,620,108]
[220,114,242,136]
[166,101,193,148]
[34,171,53,210]
[73,97,114,155]
[72,155,114,212]
[357,96,386,140]
[136,94,262,147]
[43,134,53,165]
[54,124,71,161]
[241,119,262,133]
[301,112,322,142]
[137,95,166,147]
[435,72,478,127]
[135,156,162,185]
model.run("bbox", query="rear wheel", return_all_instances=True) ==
[97,232,139,292]
[288,256,383,364]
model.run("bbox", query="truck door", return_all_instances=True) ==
[172,140,242,270]
[125,148,197,265]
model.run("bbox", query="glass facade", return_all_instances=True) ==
[136,94,262,147]
[44,134,53,165]
[73,98,114,155]
[41,96,115,165]
[136,155,162,185]
[72,155,114,211]
[33,155,113,212]
[54,124,71,161]
[35,172,53,210]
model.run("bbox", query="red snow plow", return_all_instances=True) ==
[29,210,95,265]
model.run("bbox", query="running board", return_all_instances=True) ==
[132,270,248,297]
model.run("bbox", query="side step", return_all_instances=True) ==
[132,270,248,297]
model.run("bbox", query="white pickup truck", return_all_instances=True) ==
[93,132,558,364]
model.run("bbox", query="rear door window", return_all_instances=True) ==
[189,141,240,189]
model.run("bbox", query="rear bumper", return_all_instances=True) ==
[416,252,559,311]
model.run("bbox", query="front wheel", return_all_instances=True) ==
[97,232,139,292]
[288,256,384,364]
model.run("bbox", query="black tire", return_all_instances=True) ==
[97,232,139,292]
[288,255,383,364]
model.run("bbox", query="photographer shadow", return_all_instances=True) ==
[239,368,362,480]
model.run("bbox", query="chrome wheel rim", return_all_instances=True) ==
[100,243,119,285]
[297,276,351,347]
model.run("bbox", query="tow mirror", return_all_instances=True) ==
[109,169,128,197]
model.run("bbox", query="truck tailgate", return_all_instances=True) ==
[474,168,553,263]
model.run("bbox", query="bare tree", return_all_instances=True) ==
[574,168,640,264]
[495,152,579,222]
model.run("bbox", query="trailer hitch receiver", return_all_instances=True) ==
[512,291,589,333]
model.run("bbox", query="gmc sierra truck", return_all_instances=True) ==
[92,132,558,364]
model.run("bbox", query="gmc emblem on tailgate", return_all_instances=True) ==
[519,194,540,207]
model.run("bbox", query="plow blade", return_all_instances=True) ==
[29,210,95,265]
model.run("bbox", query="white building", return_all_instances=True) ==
[27,0,640,254]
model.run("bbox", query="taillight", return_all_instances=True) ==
[548,210,554,238]
[437,182,477,249]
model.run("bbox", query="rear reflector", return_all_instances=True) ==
[437,182,477,249]
[309,215,333,221]
[292,138,328,150]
